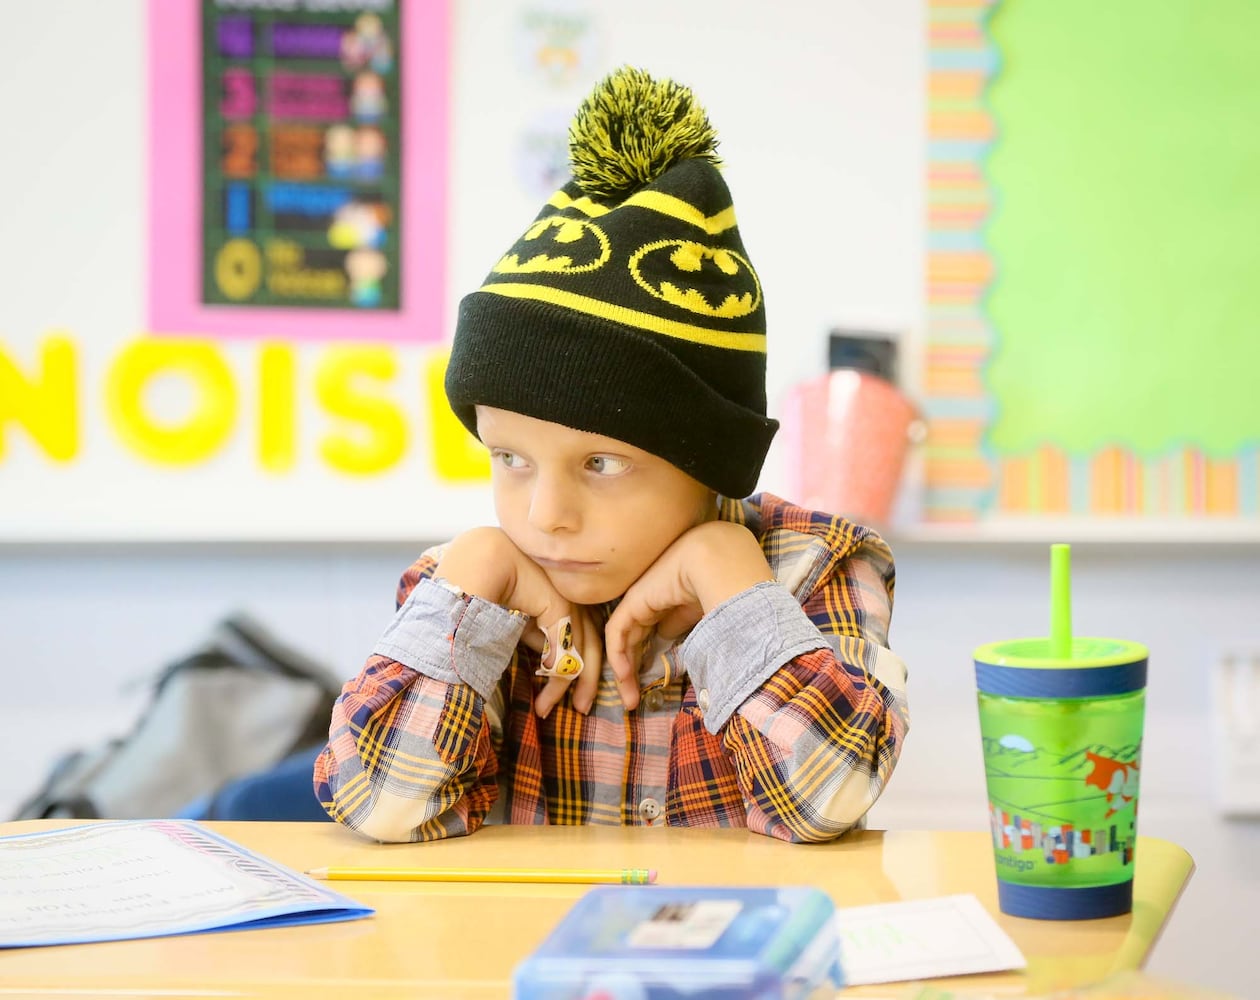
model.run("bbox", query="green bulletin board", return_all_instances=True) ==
[922,0,1260,526]
[987,3,1260,458]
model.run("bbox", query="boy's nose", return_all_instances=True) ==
[527,475,579,533]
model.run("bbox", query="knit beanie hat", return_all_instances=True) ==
[445,66,778,498]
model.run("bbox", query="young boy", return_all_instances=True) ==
[314,67,909,844]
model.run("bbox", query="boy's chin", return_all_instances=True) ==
[543,572,624,608]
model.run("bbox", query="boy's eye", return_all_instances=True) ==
[491,449,527,469]
[587,455,629,476]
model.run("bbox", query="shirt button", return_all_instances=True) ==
[697,688,710,714]
[642,688,665,712]
[638,797,662,823]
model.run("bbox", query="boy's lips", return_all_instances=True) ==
[532,555,600,572]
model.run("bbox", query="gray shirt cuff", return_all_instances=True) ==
[680,580,828,733]
[372,578,528,702]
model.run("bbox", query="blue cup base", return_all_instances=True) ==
[997,878,1133,920]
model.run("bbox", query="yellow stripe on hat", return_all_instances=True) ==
[546,190,612,217]
[545,188,737,234]
[479,282,767,352]
[620,190,737,234]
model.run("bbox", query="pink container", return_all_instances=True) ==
[782,366,920,527]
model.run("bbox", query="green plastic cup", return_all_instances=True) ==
[974,546,1147,920]
[975,637,1147,919]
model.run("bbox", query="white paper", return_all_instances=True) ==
[0,820,372,948]
[831,893,1026,986]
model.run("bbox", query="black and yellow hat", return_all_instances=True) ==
[445,66,778,497]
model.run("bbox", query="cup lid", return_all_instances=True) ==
[973,636,1148,668]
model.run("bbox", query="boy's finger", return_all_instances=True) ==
[570,621,603,715]
[534,675,571,719]
[520,624,546,655]
[604,619,647,711]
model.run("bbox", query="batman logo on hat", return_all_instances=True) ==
[492,216,611,275]
[628,240,761,318]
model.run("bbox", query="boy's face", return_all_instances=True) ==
[476,406,716,605]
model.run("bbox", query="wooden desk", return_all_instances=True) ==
[0,821,1193,999]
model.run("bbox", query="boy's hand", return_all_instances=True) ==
[434,527,603,718]
[604,521,773,710]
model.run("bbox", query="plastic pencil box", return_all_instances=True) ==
[512,884,844,999]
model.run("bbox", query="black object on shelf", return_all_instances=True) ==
[828,330,898,383]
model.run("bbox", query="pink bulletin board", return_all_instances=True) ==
[147,0,449,341]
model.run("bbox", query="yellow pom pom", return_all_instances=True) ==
[569,66,721,199]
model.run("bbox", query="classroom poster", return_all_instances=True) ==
[922,0,1260,527]
[150,0,446,342]
[202,3,403,312]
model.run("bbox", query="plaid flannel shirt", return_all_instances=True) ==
[314,492,909,843]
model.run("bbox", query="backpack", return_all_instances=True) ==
[12,614,343,820]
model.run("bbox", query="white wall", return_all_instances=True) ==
[1,3,1257,997]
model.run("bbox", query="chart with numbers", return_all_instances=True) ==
[201,1,402,311]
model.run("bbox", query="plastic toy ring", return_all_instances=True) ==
[535,618,584,680]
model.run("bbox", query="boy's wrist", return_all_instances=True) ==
[375,577,527,701]
[693,568,774,615]
[682,582,828,732]
[683,522,774,613]
[433,527,517,609]
[433,571,511,610]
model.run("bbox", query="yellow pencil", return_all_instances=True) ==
[304,866,657,885]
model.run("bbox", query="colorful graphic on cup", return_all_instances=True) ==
[975,545,1148,919]
[977,665,1145,918]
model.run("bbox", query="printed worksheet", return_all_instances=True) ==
[0,820,372,947]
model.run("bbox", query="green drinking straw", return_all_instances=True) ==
[1050,543,1073,659]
